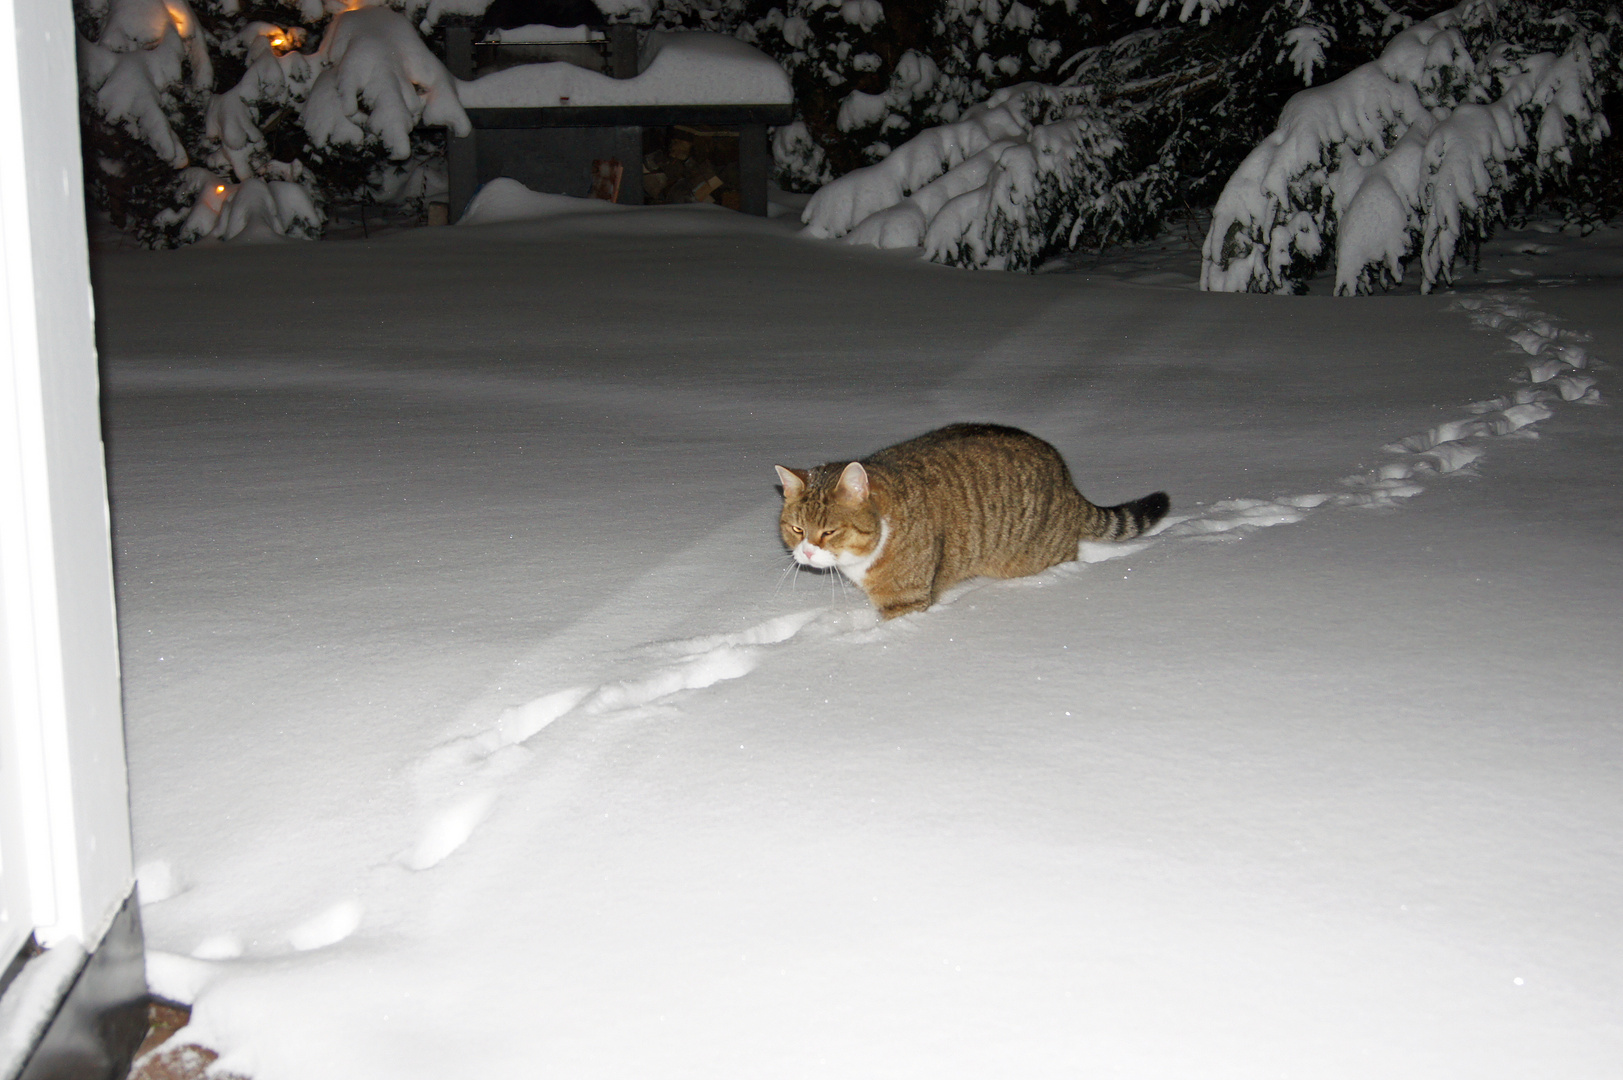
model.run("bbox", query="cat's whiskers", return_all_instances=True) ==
[772,558,800,599]
[781,556,847,610]
[832,566,853,608]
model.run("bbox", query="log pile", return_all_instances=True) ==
[642,125,743,210]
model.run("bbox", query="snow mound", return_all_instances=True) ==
[801,83,1126,271]
[179,176,323,243]
[458,177,628,225]
[455,31,791,108]
[1202,0,1611,295]
[304,6,471,160]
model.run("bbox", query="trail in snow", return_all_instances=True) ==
[1138,291,1603,535]
[397,288,1606,875]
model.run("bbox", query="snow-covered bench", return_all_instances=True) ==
[445,29,793,218]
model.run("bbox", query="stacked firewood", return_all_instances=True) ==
[642,125,742,210]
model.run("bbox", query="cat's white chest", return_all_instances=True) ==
[833,519,889,585]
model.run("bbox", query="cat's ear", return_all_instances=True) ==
[774,465,807,500]
[835,461,869,504]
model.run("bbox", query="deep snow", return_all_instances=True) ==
[91,201,1623,1078]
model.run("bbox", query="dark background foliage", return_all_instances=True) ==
[77,0,1621,249]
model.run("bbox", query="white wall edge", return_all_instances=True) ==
[0,0,135,955]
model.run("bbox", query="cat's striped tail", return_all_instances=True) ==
[1088,492,1170,542]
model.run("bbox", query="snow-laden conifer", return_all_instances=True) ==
[303,7,470,161]
[737,0,1097,192]
[803,83,1149,270]
[78,0,469,246]
[1202,0,1613,294]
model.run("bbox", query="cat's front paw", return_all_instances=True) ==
[875,594,931,620]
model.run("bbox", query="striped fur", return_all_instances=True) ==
[775,423,1169,619]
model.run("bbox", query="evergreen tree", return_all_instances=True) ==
[78,0,468,246]
[1202,0,1618,293]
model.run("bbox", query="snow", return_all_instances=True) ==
[454,30,791,108]
[94,0,210,69]
[457,177,627,223]
[0,941,88,1080]
[206,26,316,182]
[803,88,1034,241]
[597,0,654,19]
[82,0,474,242]
[802,83,1123,270]
[79,0,213,170]
[94,201,1623,1078]
[484,23,606,43]
[1201,0,1610,295]
[177,177,323,243]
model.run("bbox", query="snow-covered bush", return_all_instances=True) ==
[748,0,1457,265]
[304,6,470,160]
[78,0,1619,260]
[743,0,1614,272]
[78,0,469,246]
[736,0,1105,191]
[205,22,316,183]
[1202,0,1615,294]
[179,173,325,242]
[78,0,213,170]
[803,83,1153,270]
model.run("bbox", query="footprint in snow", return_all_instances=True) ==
[403,291,1605,868]
[183,900,365,961]
[1032,292,1602,552]
[403,606,876,869]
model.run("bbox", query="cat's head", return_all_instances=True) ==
[774,462,881,571]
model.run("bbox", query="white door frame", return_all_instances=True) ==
[0,0,134,987]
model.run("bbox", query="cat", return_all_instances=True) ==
[774,423,1169,620]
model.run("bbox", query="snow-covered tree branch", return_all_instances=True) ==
[1202,0,1614,294]
[802,83,1148,270]
[79,0,468,246]
[303,6,470,161]
[76,0,1621,258]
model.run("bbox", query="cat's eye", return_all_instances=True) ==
[789,525,804,536]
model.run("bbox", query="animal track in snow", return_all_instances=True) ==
[183,902,364,961]
[287,900,365,951]
[1338,294,1600,501]
[190,934,245,960]
[136,859,186,904]
[404,292,1605,869]
[1084,292,1604,551]
[403,606,872,869]
[405,791,500,870]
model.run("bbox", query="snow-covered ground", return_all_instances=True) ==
[93,201,1623,1078]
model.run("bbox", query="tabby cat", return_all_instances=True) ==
[774,423,1169,619]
